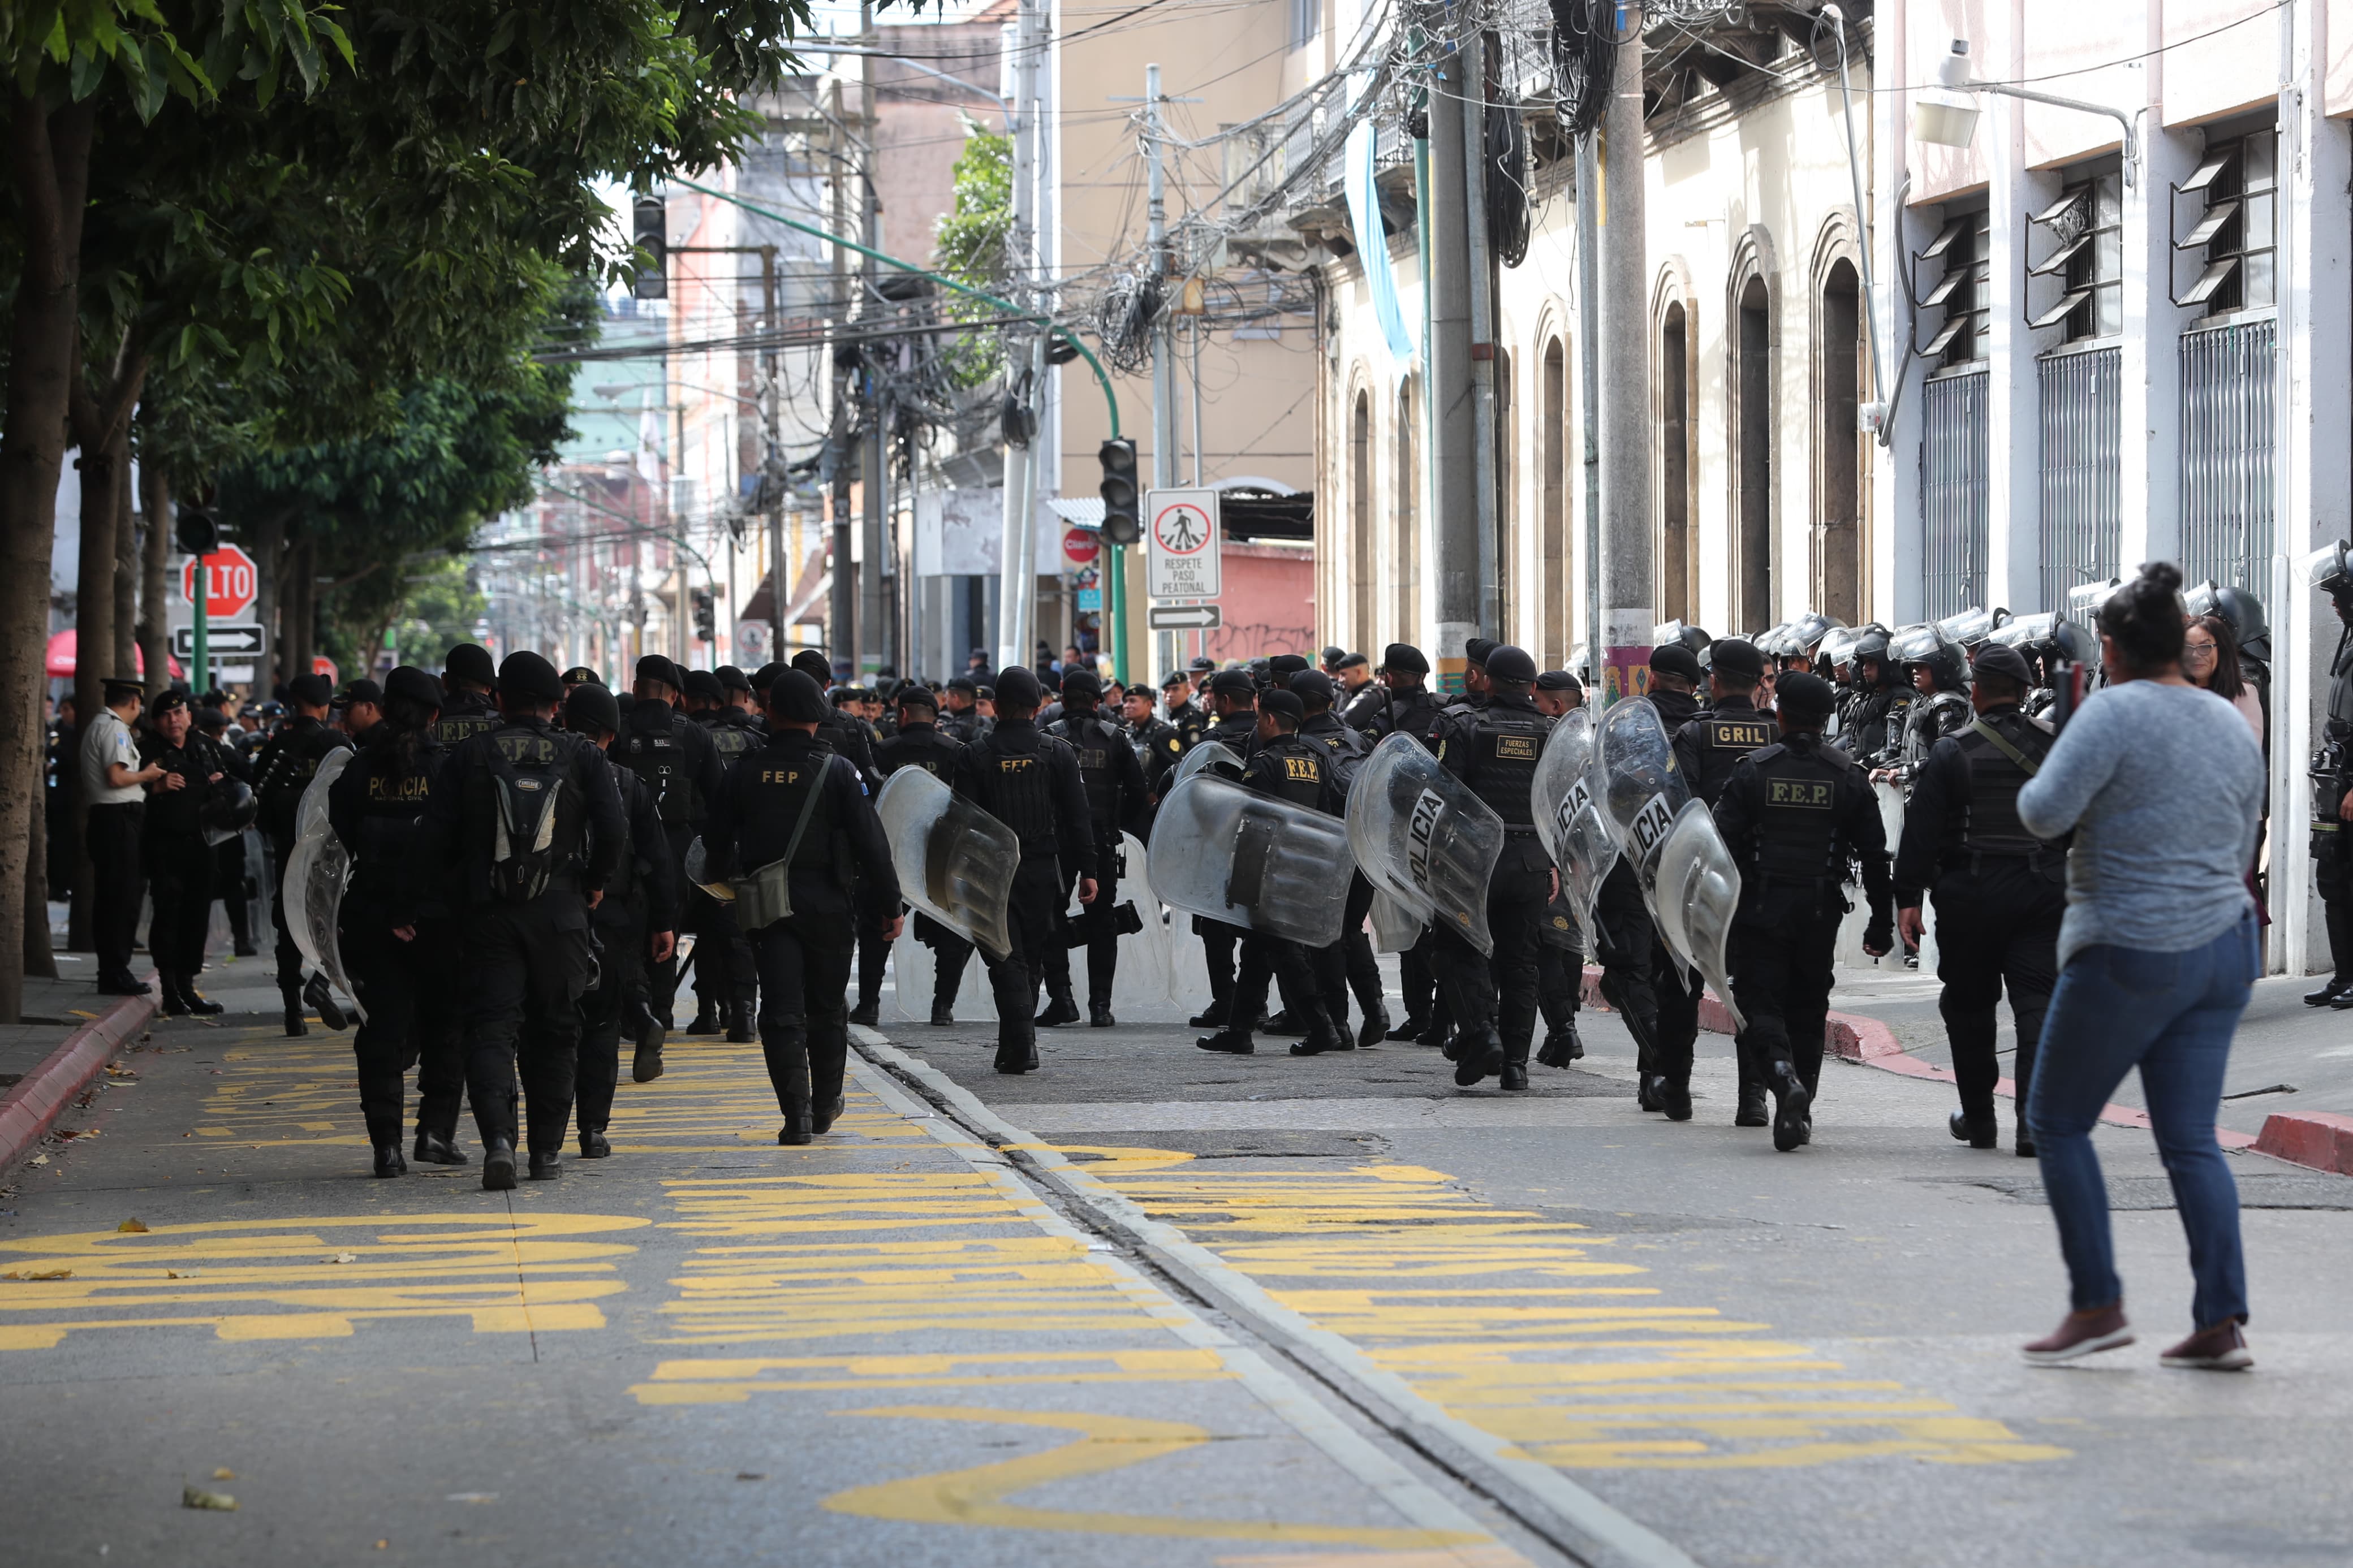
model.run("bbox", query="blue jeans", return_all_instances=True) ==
[2026,914,2257,1330]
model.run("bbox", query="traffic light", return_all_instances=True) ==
[1098,437,1141,546]
[692,586,715,643]
[174,506,219,557]
[632,195,667,300]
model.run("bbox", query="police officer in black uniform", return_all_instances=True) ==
[1423,646,1554,1090]
[1670,638,1778,1125]
[615,654,730,1040]
[1712,671,1895,1151]
[422,651,626,1190]
[1894,642,2067,1155]
[1294,670,1387,1046]
[140,689,235,1017]
[1123,681,1183,805]
[1834,627,1903,766]
[1186,669,1264,1029]
[2308,549,2353,1007]
[1195,689,1351,1057]
[691,668,765,1033]
[939,677,984,742]
[1352,645,1450,1040]
[876,684,974,1025]
[702,669,903,1141]
[329,667,470,1176]
[1043,670,1149,1026]
[252,671,356,1035]
[1160,669,1209,752]
[432,643,503,750]
[1529,670,1587,1066]
[562,681,678,1154]
[953,667,1096,1073]
[717,665,760,724]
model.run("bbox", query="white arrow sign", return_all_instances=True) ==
[171,623,264,658]
[1147,603,1222,630]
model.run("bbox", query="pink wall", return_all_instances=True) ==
[1203,542,1316,663]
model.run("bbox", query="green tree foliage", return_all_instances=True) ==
[933,122,1012,387]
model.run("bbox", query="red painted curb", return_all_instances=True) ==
[0,991,157,1172]
[2251,1111,2353,1174]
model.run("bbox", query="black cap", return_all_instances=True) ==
[897,684,940,713]
[766,668,829,724]
[288,673,333,707]
[341,679,383,707]
[193,705,229,733]
[1464,638,1497,669]
[1777,671,1837,720]
[790,649,833,684]
[1290,670,1338,707]
[976,685,995,702]
[1972,642,2034,686]
[563,682,621,736]
[1188,655,1216,673]
[1063,669,1102,702]
[752,662,786,692]
[947,676,979,696]
[1709,638,1765,682]
[385,666,443,709]
[1484,645,1536,685]
[1536,669,1583,694]
[100,675,145,700]
[1319,645,1346,666]
[1335,651,1369,672]
[1269,653,1311,677]
[1260,688,1305,725]
[997,667,1044,710]
[683,669,725,705]
[1649,644,1705,684]
[717,664,751,693]
[1382,643,1429,676]
[151,687,191,715]
[444,643,496,686]
[560,666,601,687]
[499,651,564,705]
[635,654,682,692]
[1159,669,1190,690]
[1208,668,1257,699]
[615,691,637,718]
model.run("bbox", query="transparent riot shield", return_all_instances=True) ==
[1649,799,1747,1034]
[1368,889,1423,953]
[1344,731,1505,957]
[680,839,736,902]
[875,767,1019,961]
[1593,697,1689,893]
[1532,707,1618,941]
[281,748,366,1023]
[1173,738,1242,785]
[1145,774,1354,946]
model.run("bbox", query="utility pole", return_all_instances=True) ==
[827,76,856,675]
[1577,129,1602,697]
[996,0,1044,675]
[761,244,786,658]
[1140,62,1176,688]
[1597,10,1650,700]
[1426,10,1479,687]
[1460,28,1498,638]
[858,0,886,678]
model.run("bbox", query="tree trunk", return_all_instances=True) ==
[23,796,55,979]
[253,507,285,695]
[0,94,94,1024]
[137,456,170,705]
[113,445,137,680]
[288,533,317,683]
[69,342,146,731]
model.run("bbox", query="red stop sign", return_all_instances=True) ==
[182,544,258,619]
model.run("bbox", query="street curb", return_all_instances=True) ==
[1578,965,2264,1153]
[2251,1110,2353,1174]
[0,991,156,1173]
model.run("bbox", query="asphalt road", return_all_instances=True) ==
[3,966,2350,1568]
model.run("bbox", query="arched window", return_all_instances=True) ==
[1659,301,1693,624]
[1394,378,1419,634]
[1350,388,1374,645]
[1494,345,1515,640]
[1817,259,1863,623]
[1540,336,1568,668]
[1732,273,1774,629]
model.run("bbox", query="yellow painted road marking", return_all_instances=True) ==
[822,1405,1488,1548]
[630,1347,1231,1402]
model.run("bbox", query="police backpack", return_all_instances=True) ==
[486,736,578,902]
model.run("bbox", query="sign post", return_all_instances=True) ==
[1144,487,1220,601]
[192,553,207,693]
[181,544,258,689]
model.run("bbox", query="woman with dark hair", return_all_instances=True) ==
[2011,563,2267,1370]
[2182,612,2264,745]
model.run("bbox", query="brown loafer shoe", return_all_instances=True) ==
[2160,1320,2252,1371]
[2022,1304,2133,1366]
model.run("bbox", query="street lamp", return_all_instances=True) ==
[1914,39,2142,191]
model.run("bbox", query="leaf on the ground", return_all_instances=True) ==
[212,1468,235,1480]
[181,1486,237,1511]
[28,1155,48,1167]
[166,1269,198,1280]
[2,1268,72,1281]
[118,1219,149,1233]
[322,1252,357,1264]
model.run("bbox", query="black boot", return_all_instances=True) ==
[812,1094,846,1135]
[1637,1074,1664,1112]
[179,976,224,1016]
[1660,1077,1693,1121]
[1735,1083,1769,1128]
[1950,1109,1998,1149]
[2305,976,2348,1006]
[631,1007,667,1083]
[726,1000,757,1044]
[1769,1063,1813,1153]
[372,1143,407,1178]
[304,972,348,1031]
[1355,1004,1390,1051]
[158,974,193,1017]
[1384,1014,1428,1042]
[578,1129,612,1159]
[413,1130,468,1166]
[528,1147,562,1180]
[930,1001,956,1026]
[481,1137,518,1191]
[1536,1021,1583,1066]
[1287,1003,1352,1056]
[1035,990,1081,1027]
[685,1003,721,1036]
[848,999,880,1027]
[1188,997,1230,1029]
[1453,1026,1505,1087]
[1499,1061,1529,1091]
[778,1101,814,1144]
[1196,1027,1255,1054]
[1089,1000,1117,1027]
[1262,1009,1306,1038]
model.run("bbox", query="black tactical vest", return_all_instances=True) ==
[618,712,693,824]
[1052,711,1123,826]
[704,712,761,764]
[1455,705,1551,827]
[877,725,961,781]
[256,718,351,839]
[1687,705,1776,806]
[740,742,842,872]
[972,731,1063,856]
[1246,736,1330,812]
[1955,711,2054,859]
[482,725,588,899]
[354,737,436,868]
[430,692,499,751]
[1747,740,1852,883]
[2330,635,2353,733]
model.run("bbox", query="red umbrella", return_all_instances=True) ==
[45,630,184,681]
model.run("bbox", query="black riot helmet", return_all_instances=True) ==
[1848,624,1901,690]
[1890,621,1970,692]
[200,777,258,845]
[1935,605,2010,651]
[2186,580,2271,667]
[1782,611,1845,666]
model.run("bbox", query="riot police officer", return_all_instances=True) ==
[329,667,467,1176]
[1892,642,2063,1156]
[1357,645,1450,1042]
[1712,672,1895,1151]
[1670,638,1778,1125]
[252,671,355,1035]
[702,669,902,1142]
[940,677,984,742]
[563,681,678,1154]
[691,669,765,1032]
[1123,682,1183,805]
[953,667,1097,1074]
[1879,624,1973,788]
[1294,670,1386,1046]
[140,690,235,1017]
[432,643,503,749]
[1161,668,1209,751]
[2307,544,2353,1004]
[421,651,626,1189]
[1425,645,1554,1090]
[1531,669,1587,1067]
[615,654,730,1039]
[877,685,973,1025]
[1195,689,1350,1057]
[1834,627,1904,766]
[1186,669,1264,1029]
[1044,670,1149,1026]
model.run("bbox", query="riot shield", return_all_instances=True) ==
[281,748,366,1023]
[1593,698,1689,893]
[1344,731,1506,957]
[680,838,736,901]
[1368,889,1423,953]
[875,767,1020,960]
[1531,707,1618,941]
[1145,774,1354,945]
[1649,799,1747,1034]
[1173,738,1242,785]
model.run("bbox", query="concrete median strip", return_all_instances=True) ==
[0,991,156,1173]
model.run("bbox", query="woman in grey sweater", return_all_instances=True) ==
[2012,563,2266,1371]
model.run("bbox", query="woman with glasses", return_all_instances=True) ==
[2182,614,2264,746]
